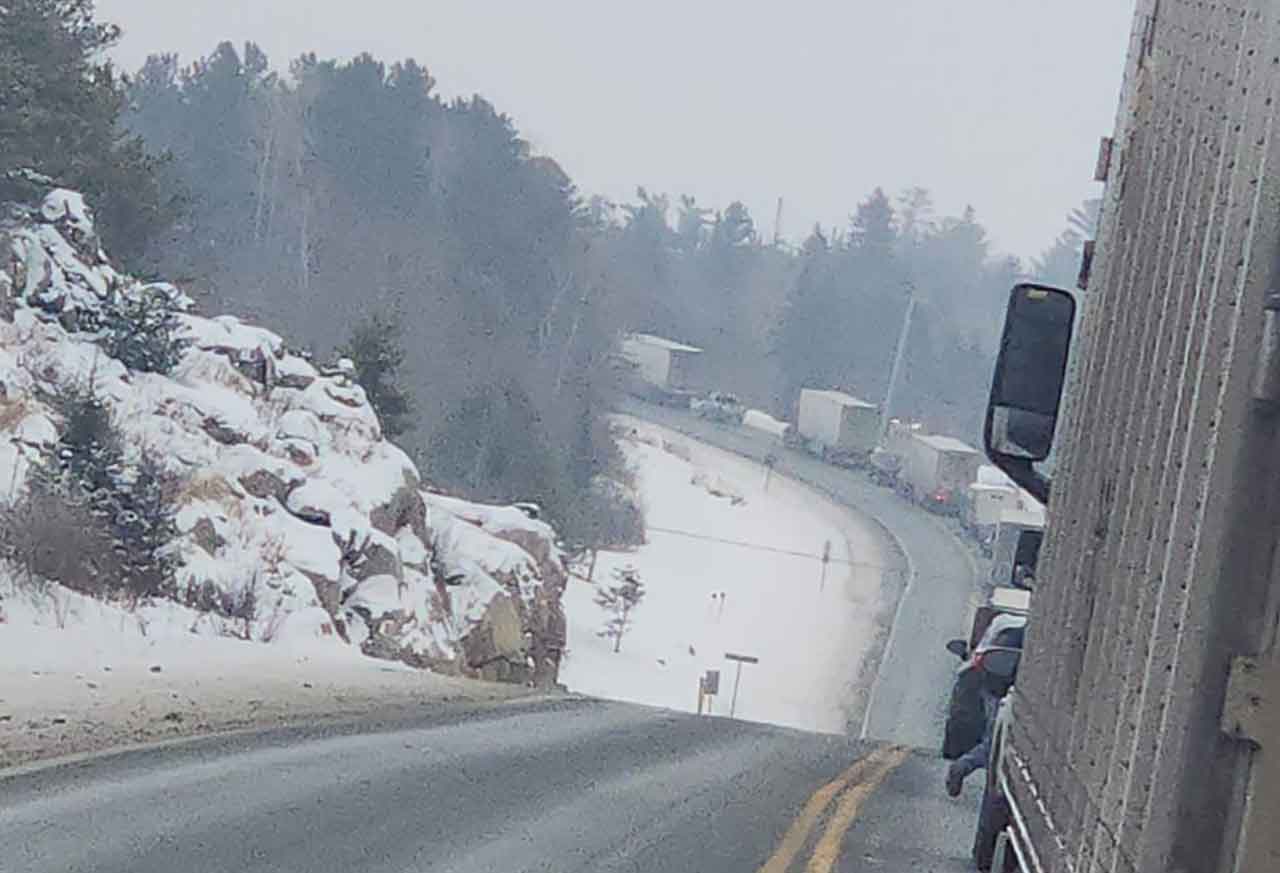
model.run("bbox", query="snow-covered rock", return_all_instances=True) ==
[0,186,569,685]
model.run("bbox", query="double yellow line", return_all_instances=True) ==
[759,744,911,873]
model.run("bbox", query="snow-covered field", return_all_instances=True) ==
[561,419,886,735]
[0,577,527,769]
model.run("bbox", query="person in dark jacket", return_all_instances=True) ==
[946,687,999,796]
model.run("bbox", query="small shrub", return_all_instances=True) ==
[0,464,120,597]
[228,579,258,641]
[97,287,189,375]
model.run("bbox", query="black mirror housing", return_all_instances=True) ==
[946,639,970,659]
[985,283,1077,503]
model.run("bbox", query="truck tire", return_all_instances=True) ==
[972,780,1010,871]
[972,733,1016,873]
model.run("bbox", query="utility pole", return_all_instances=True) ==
[880,283,916,444]
[773,197,784,247]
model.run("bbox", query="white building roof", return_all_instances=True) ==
[803,389,877,409]
[625,333,702,354]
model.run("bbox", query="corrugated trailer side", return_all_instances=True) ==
[1009,2,1280,872]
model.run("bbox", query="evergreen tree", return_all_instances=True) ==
[0,0,175,265]
[675,194,711,251]
[849,188,896,252]
[595,566,645,653]
[114,454,180,599]
[1032,197,1102,287]
[710,201,756,249]
[98,287,189,374]
[339,311,414,439]
[54,379,124,504]
[896,186,935,247]
[37,383,179,599]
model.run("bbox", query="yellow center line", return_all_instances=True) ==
[806,746,911,873]
[757,745,904,873]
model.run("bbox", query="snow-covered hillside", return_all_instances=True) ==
[561,420,885,734]
[0,188,566,687]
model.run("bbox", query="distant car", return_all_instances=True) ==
[691,391,745,424]
[942,613,1026,760]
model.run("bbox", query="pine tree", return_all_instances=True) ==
[41,382,177,600]
[97,287,189,374]
[849,188,897,252]
[113,454,180,600]
[595,566,645,653]
[340,311,414,439]
[0,0,176,265]
[54,380,124,503]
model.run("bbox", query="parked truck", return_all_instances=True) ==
[619,333,705,407]
[975,5,1280,872]
[796,389,879,467]
[903,433,981,514]
[965,466,1023,550]
[987,508,1044,591]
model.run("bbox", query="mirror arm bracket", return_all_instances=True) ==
[995,455,1051,505]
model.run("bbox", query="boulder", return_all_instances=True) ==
[285,485,332,527]
[281,438,317,467]
[276,355,317,390]
[341,528,402,582]
[276,409,324,447]
[369,477,426,538]
[298,568,345,638]
[189,518,225,556]
[203,416,247,446]
[239,468,291,502]
[460,593,525,672]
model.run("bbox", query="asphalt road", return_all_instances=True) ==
[620,400,984,750]
[0,405,988,873]
[0,698,978,873]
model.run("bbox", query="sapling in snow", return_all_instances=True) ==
[595,566,645,653]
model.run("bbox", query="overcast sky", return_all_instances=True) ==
[98,1,1135,260]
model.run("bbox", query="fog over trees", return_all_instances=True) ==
[2,11,1095,543]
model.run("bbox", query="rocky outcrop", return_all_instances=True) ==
[0,188,570,685]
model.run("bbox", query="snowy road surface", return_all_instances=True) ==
[562,420,885,735]
[619,400,982,751]
[0,698,978,873]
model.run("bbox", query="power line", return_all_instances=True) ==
[645,525,906,573]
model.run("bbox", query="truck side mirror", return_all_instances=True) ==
[985,283,1077,504]
[946,639,970,659]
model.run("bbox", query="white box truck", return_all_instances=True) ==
[796,389,879,466]
[619,334,704,407]
[903,433,981,513]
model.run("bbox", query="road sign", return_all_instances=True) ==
[723,653,760,718]
[703,670,721,695]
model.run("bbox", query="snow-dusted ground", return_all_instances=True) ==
[561,419,885,735]
[0,579,527,769]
